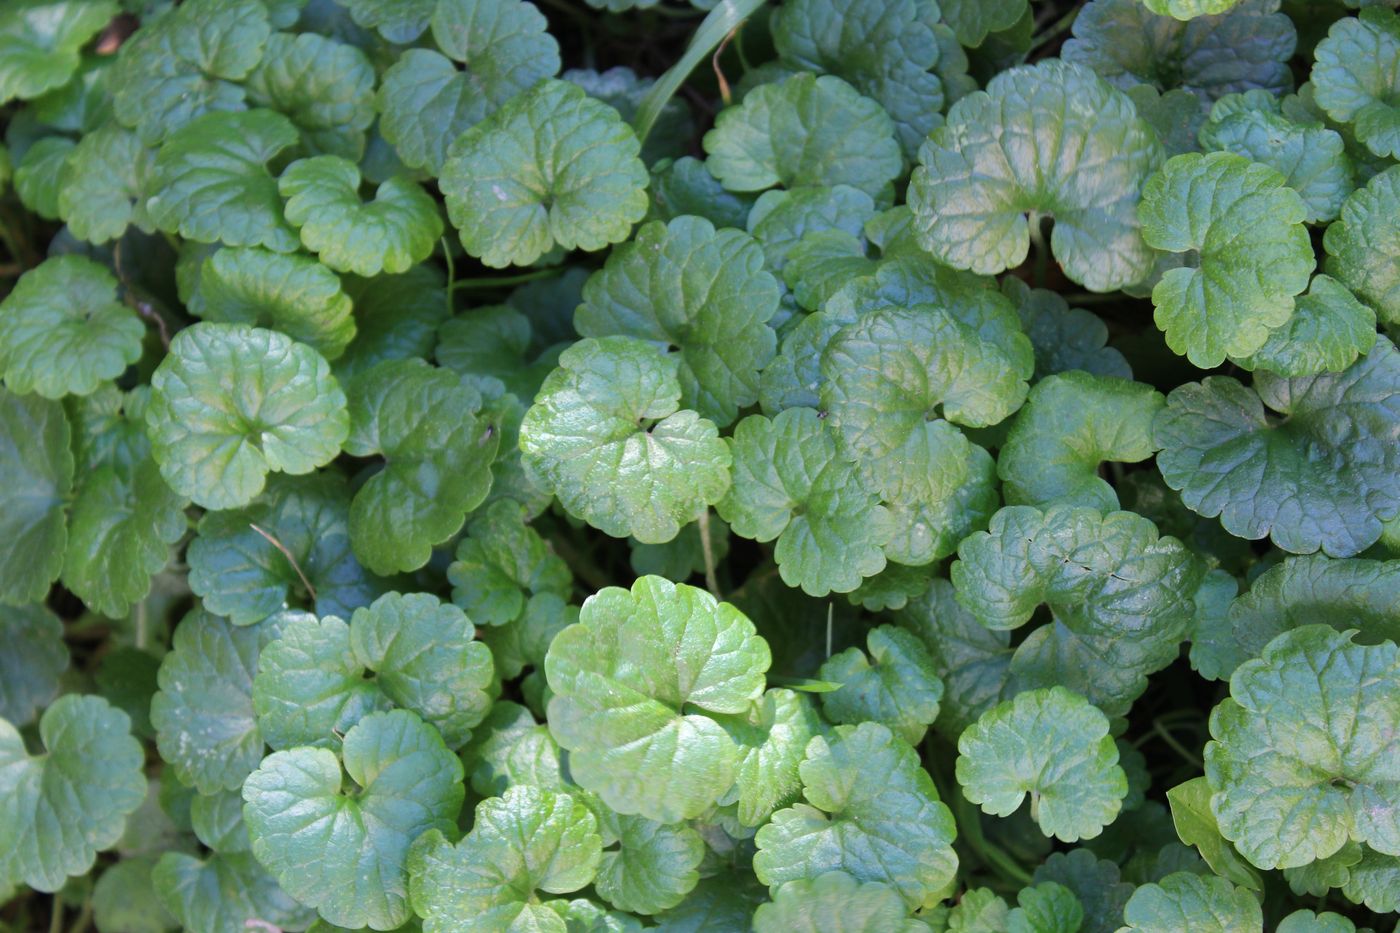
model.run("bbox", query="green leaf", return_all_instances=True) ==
[520,336,732,544]
[254,592,493,749]
[895,578,1014,740]
[713,687,822,828]
[336,266,450,382]
[479,591,577,682]
[956,686,1127,842]
[998,372,1164,511]
[279,156,442,276]
[336,0,435,42]
[147,109,301,252]
[1237,275,1377,377]
[587,802,704,915]
[150,609,286,793]
[184,246,356,361]
[0,1,117,104]
[1276,911,1358,933]
[58,123,156,244]
[0,254,143,398]
[909,60,1164,291]
[753,722,958,909]
[379,0,558,173]
[343,359,498,574]
[0,387,73,605]
[436,305,553,398]
[460,700,566,797]
[447,499,571,628]
[576,215,780,427]
[1001,279,1131,381]
[1006,882,1084,933]
[146,323,349,511]
[16,139,75,224]
[441,78,648,268]
[1199,91,1355,224]
[703,72,902,197]
[186,473,384,626]
[1142,0,1243,17]
[1117,872,1262,933]
[1312,8,1400,160]
[63,454,186,619]
[1205,625,1400,869]
[152,850,312,933]
[746,184,876,277]
[647,156,756,229]
[244,32,375,160]
[818,624,942,746]
[1140,152,1315,367]
[820,307,1016,562]
[94,857,177,933]
[1165,777,1263,891]
[717,408,891,596]
[939,0,1027,47]
[0,605,67,726]
[545,575,770,822]
[1153,338,1400,557]
[0,695,145,892]
[567,65,692,165]
[1031,849,1135,933]
[752,871,926,933]
[242,708,465,930]
[1227,555,1400,676]
[409,785,602,933]
[112,0,270,145]
[951,505,1202,717]
[1324,164,1400,326]
[770,0,948,155]
[1062,0,1296,106]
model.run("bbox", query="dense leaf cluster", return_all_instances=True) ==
[2,0,1400,931]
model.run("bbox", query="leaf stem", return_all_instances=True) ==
[114,239,171,349]
[449,268,559,291]
[1152,719,1204,769]
[632,0,768,142]
[441,237,455,317]
[1030,5,1080,55]
[697,509,720,597]
[1027,211,1048,288]
[952,789,1035,885]
[249,523,317,603]
[48,899,62,933]
[66,897,93,933]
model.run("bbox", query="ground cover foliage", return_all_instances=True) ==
[1,0,1399,930]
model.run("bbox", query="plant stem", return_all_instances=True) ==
[1030,5,1080,54]
[632,0,768,142]
[449,268,559,291]
[1027,211,1048,288]
[67,897,93,933]
[441,237,455,317]
[1153,720,1205,769]
[48,899,62,933]
[697,509,720,597]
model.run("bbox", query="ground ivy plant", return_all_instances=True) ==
[2,0,1400,931]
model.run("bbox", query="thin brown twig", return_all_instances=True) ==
[249,523,317,602]
[712,27,738,107]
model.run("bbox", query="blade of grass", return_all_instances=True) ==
[632,0,768,142]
